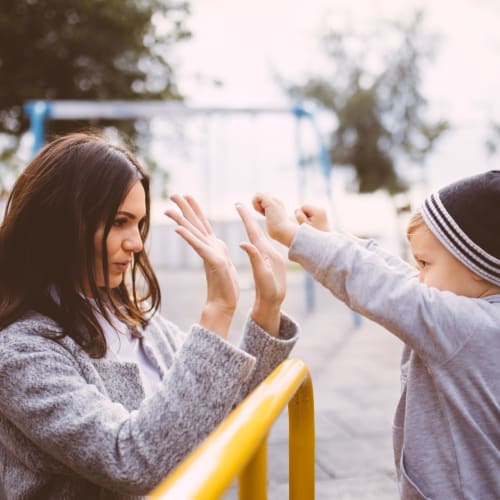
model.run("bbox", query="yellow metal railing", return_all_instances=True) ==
[149,358,315,500]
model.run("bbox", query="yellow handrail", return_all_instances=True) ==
[149,358,315,500]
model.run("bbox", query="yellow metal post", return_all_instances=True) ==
[238,439,267,500]
[289,376,315,500]
[149,359,314,500]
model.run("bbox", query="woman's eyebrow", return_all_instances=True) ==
[116,211,142,220]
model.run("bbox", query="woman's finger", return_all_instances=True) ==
[164,205,206,242]
[174,226,213,260]
[240,242,267,279]
[170,194,207,234]
[184,194,214,235]
[235,203,264,245]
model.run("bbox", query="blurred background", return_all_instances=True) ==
[2,0,500,266]
[2,3,499,497]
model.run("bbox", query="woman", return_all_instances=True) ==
[0,133,298,499]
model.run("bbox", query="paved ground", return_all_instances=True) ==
[158,266,403,500]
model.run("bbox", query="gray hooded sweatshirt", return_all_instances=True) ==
[289,224,499,500]
[0,311,297,499]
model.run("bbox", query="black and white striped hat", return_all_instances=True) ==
[421,170,500,287]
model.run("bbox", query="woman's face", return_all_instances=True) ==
[89,181,146,293]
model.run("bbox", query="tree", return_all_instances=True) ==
[288,11,448,194]
[0,0,191,195]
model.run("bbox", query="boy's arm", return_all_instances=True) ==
[254,195,415,277]
[251,193,477,364]
[347,234,417,277]
[294,201,416,276]
[289,223,481,365]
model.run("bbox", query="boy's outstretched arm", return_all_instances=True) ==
[252,194,299,247]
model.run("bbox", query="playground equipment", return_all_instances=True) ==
[149,358,315,500]
[24,99,332,313]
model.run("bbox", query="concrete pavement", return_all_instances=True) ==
[158,266,403,500]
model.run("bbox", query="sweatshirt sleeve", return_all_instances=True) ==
[0,325,255,495]
[288,224,488,365]
[348,233,418,277]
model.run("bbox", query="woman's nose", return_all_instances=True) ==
[123,229,143,253]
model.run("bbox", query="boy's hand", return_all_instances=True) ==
[294,204,331,232]
[252,193,298,248]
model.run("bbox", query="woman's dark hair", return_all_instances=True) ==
[0,132,161,357]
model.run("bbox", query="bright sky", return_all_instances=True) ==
[153,0,500,235]
[173,0,500,122]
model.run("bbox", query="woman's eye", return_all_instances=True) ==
[113,218,127,227]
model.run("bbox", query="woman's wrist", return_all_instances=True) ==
[251,302,282,338]
[200,302,235,339]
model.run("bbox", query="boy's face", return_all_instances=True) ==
[409,224,481,297]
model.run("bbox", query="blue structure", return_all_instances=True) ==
[24,100,337,315]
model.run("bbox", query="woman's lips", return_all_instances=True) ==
[113,262,129,272]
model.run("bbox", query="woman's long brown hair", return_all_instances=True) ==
[0,132,161,357]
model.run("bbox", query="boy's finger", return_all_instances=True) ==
[295,209,308,224]
[252,193,268,216]
[300,204,318,218]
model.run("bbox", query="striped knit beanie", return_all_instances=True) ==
[421,170,500,287]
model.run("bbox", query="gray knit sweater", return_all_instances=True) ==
[289,224,500,500]
[0,311,298,499]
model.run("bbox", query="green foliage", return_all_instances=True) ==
[289,11,449,194]
[0,0,190,193]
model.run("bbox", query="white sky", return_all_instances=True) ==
[173,0,500,121]
[153,0,500,234]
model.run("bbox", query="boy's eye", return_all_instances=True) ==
[418,260,429,268]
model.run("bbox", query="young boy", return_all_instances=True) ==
[251,171,500,499]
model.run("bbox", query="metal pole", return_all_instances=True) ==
[293,106,316,314]
[289,375,315,500]
[24,100,51,157]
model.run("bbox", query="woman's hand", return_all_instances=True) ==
[236,202,287,337]
[165,194,238,339]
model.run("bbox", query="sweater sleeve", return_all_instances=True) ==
[289,224,488,365]
[237,312,299,398]
[0,325,255,495]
